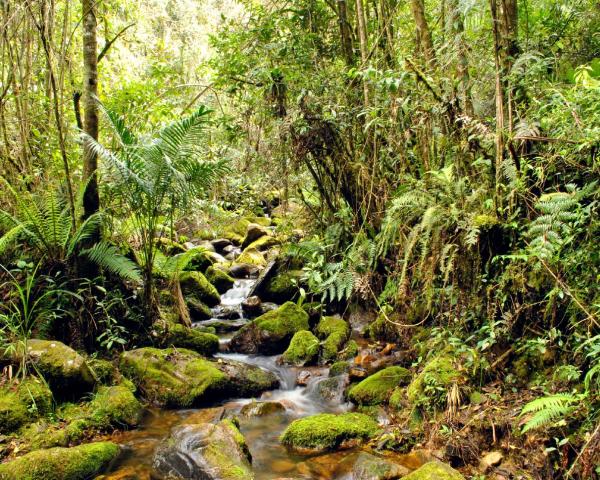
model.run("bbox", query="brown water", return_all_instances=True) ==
[103,279,419,479]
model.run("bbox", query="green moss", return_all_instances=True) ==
[87,359,114,385]
[407,355,464,411]
[255,302,309,336]
[280,412,380,454]
[401,460,465,480]
[161,323,219,356]
[0,442,120,480]
[365,314,401,342]
[0,377,53,434]
[339,339,359,360]
[348,366,412,406]
[179,271,221,307]
[119,348,228,407]
[205,266,235,293]
[222,218,251,245]
[389,386,404,410]
[186,295,212,320]
[236,247,266,266]
[87,386,143,428]
[155,237,185,255]
[245,235,279,251]
[281,330,319,366]
[316,316,350,363]
[263,270,304,303]
[329,361,350,377]
[247,216,271,227]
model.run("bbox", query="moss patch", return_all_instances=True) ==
[348,366,412,406]
[280,412,380,454]
[205,265,235,293]
[245,235,279,251]
[160,322,219,356]
[407,355,464,411]
[329,361,350,377]
[401,460,465,480]
[236,247,266,266]
[315,316,350,363]
[119,348,228,407]
[281,330,319,366]
[0,442,120,480]
[179,271,221,307]
[262,270,304,303]
[0,377,53,434]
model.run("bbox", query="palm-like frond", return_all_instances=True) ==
[82,242,142,282]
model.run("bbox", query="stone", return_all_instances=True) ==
[400,460,465,480]
[241,295,262,315]
[159,323,219,356]
[236,248,267,267]
[229,302,310,355]
[186,296,212,321]
[315,316,350,363]
[153,420,253,480]
[296,370,312,386]
[245,235,279,251]
[280,412,380,455]
[229,263,260,279]
[240,401,285,417]
[241,223,270,249]
[205,265,235,293]
[351,452,411,480]
[0,442,120,480]
[179,271,221,307]
[0,377,53,433]
[348,366,412,406]
[260,270,304,304]
[280,330,319,366]
[22,340,96,398]
[479,451,503,471]
[211,238,233,252]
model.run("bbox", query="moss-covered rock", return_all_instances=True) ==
[154,420,253,480]
[280,412,380,454]
[21,340,96,398]
[119,348,227,407]
[155,237,186,255]
[329,361,350,377]
[87,359,114,385]
[350,452,410,479]
[281,330,319,366]
[183,246,216,273]
[222,218,251,246]
[205,265,235,293]
[339,339,359,361]
[0,441,120,480]
[236,247,266,266]
[87,385,143,428]
[179,271,221,307]
[186,295,212,320]
[160,322,219,356]
[245,235,279,252]
[348,366,412,406]
[407,355,465,411]
[229,302,310,354]
[0,377,53,434]
[401,460,465,480]
[119,348,277,407]
[241,223,270,249]
[261,270,304,303]
[240,401,285,417]
[316,317,351,363]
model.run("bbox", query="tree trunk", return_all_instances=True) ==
[410,0,435,67]
[490,0,506,207]
[82,0,100,225]
[355,0,369,106]
[336,0,355,65]
[447,0,472,115]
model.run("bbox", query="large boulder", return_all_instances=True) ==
[22,340,96,398]
[179,271,221,307]
[153,419,253,480]
[160,322,219,356]
[0,442,120,480]
[281,330,319,366]
[86,385,144,429]
[119,348,277,407]
[241,223,270,249]
[401,461,465,480]
[245,235,279,252]
[205,266,235,293]
[348,366,412,406]
[229,302,309,355]
[236,248,266,267]
[0,377,53,434]
[280,412,380,454]
[259,270,304,304]
[315,317,350,363]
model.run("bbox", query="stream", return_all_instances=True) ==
[106,279,414,479]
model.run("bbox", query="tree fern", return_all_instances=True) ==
[520,393,582,433]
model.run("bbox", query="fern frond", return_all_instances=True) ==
[520,393,581,433]
[82,242,142,282]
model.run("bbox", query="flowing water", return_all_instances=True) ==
[105,279,414,479]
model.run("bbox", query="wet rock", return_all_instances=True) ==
[348,366,412,406]
[22,339,96,398]
[186,295,212,321]
[351,452,411,479]
[281,330,319,366]
[329,361,350,377]
[260,302,279,313]
[205,266,235,293]
[153,419,253,480]
[229,263,260,279]
[315,317,350,363]
[401,460,465,479]
[242,295,262,316]
[312,376,347,403]
[240,401,285,417]
[245,235,279,251]
[179,271,221,307]
[296,370,312,386]
[0,377,53,434]
[229,302,310,355]
[0,441,120,480]
[242,223,270,249]
[197,319,247,333]
[197,240,217,253]
[222,244,237,254]
[280,412,380,455]
[237,247,267,267]
[183,241,196,251]
[259,270,304,304]
[215,307,242,320]
[214,357,279,397]
[211,238,233,252]
[159,323,219,356]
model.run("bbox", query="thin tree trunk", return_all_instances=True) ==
[82,0,100,225]
[337,0,354,65]
[490,0,505,206]
[410,0,436,67]
[447,0,472,115]
[355,0,369,106]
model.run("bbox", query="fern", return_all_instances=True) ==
[82,242,142,282]
[520,393,582,433]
